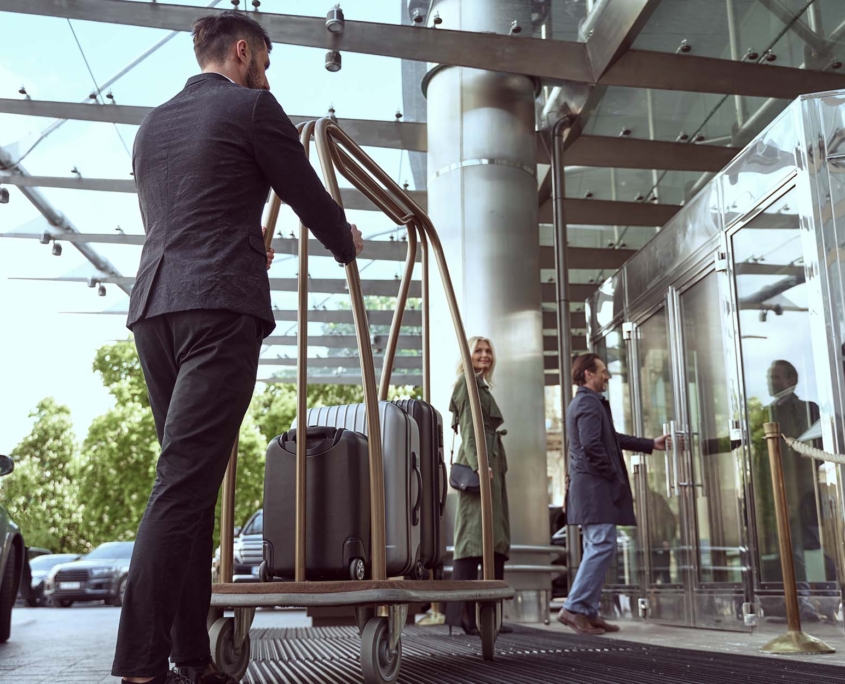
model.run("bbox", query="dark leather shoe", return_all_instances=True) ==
[556,608,605,635]
[175,662,239,684]
[589,615,620,633]
[461,619,480,636]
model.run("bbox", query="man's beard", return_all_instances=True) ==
[245,55,263,90]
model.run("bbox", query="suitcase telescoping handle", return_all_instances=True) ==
[312,120,497,582]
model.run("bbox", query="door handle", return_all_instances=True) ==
[662,422,672,498]
[670,420,680,496]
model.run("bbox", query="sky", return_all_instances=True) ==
[0,0,414,453]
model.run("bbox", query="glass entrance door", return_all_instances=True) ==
[635,273,751,629]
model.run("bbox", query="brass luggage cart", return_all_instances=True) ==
[209,118,513,684]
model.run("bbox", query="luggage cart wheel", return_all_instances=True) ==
[209,617,250,681]
[350,558,366,580]
[477,602,497,662]
[361,616,401,684]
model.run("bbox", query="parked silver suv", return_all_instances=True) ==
[213,510,263,582]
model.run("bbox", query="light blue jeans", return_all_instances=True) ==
[563,523,617,618]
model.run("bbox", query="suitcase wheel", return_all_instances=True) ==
[350,558,366,581]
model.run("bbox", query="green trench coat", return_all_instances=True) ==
[449,375,511,561]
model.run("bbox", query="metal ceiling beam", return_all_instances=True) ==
[566,136,740,172]
[581,0,664,79]
[7,0,843,99]
[540,198,679,226]
[2,0,591,83]
[756,0,827,56]
[0,98,428,152]
[599,50,845,98]
[3,229,633,271]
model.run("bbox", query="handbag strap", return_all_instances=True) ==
[449,426,457,466]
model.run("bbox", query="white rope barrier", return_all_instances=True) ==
[783,435,845,466]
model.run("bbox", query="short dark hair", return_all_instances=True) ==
[772,359,799,382]
[192,11,272,67]
[572,353,601,386]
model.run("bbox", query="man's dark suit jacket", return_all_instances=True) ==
[566,385,654,527]
[128,73,355,336]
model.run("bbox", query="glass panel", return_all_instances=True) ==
[679,274,744,584]
[733,189,836,584]
[639,310,682,585]
[600,328,639,586]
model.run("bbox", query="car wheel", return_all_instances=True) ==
[55,599,74,608]
[110,578,127,607]
[0,545,18,642]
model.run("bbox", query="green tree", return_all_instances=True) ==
[2,399,83,553]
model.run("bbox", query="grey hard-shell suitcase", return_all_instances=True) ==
[301,401,423,578]
[392,399,446,575]
[262,426,371,581]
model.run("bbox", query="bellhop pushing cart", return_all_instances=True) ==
[208,118,514,683]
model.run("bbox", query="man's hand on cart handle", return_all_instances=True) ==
[262,226,275,270]
[351,223,363,256]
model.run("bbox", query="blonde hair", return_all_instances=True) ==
[456,336,496,385]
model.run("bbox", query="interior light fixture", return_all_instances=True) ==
[0,187,8,204]
[52,241,62,256]
[326,5,345,34]
[325,50,342,72]
[98,284,107,297]
[509,20,522,35]
[39,232,51,245]
[433,12,443,26]
[87,277,97,288]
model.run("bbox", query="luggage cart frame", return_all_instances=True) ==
[209,118,513,683]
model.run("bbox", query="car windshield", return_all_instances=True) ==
[29,555,78,570]
[85,542,135,560]
[242,511,263,536]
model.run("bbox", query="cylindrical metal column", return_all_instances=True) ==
[425,0,549,623]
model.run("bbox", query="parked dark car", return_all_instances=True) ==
[212,509,263,583]
[0,455,24,642]
[23,554,80,607]
[44,541,133,608]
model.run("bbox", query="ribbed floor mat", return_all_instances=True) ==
[243,624,845,683]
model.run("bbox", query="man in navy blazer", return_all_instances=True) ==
[114,11,362,684]
[557,353,667,635]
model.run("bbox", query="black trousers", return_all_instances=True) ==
[445,553,506,628]
[112,310,262,678]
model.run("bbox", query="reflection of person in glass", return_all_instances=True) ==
[761,360,830,584]
[646,487,676,584]
[557,354,668,635]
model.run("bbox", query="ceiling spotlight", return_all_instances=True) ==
[106,91,115,102]
[89,92,97,100]
[98,284,107,297]
[509,20,522,35]
[325,50,342,72]
[230,0,240,7]
[693,133,705,142]
[830,58,843,70]
[252,0,261,7]
[411,8,424,24]
[52,241,62,257]
[326,5,345,34]
[18,85,29,100]
[87,277,97,288]
[676,131,689,142]
[433,12,442,26]
[327,105,337,121]
[676,39,691,54]
[619,127,632,137]
[764,50,777,62]
[584,190,593,198]
[40,231,51,245]
[634,193,645,202]
[744,48,759,61]
[395,109,403,120]
[0,187,8,204]
[71,167,81,177]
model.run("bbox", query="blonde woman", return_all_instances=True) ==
[446,336,512,635]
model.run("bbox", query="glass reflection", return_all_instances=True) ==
[733,190,836,585]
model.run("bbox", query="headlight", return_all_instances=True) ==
[90,567,115,577]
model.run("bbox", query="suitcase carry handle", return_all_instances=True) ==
[280,427,343,456]
[438,459,448,517]
[313,121,496,581]
[411,453,422,527]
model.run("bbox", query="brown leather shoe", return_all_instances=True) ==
[556,608,605,635]
[589,615,620,633]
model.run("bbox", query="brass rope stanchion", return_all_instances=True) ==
[760,422,834,655]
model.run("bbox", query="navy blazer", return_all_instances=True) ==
[565,385,654,526]
[128,73,355,336]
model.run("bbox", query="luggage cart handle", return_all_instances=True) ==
[314,120,495,581]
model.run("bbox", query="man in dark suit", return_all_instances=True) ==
[557,353,667,635]
[113,11,362,684]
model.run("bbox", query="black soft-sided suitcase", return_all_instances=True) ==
[392,399,447,575]
[262,426,371,581]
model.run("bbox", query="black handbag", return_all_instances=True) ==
[448,427,480,493]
